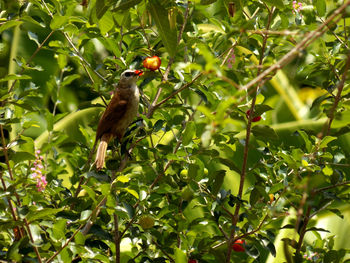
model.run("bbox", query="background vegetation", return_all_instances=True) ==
[1,0,350,262]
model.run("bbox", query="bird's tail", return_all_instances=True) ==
[95,135,110,170]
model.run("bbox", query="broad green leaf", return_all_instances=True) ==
[182,121,196,146]
[0,74,31,82]
[116,175,129,183]
[217,158,241,174]
[267,242,276,257]
[251,125,278,141]
[50,15,69,30]
[322,165,333,176]
[61,74,80,87]
[75,231,86,245]
[81,185,97,201]
[188,163,199,179]
[318,136,336,149]
[263,0,284,9]
[315,0,326,16]
[254,104,273,116]
[80,210,92,221]
[328,208,344,219]
[51,219,67,241]
[99,10,114,35]
[297,130,312,152]
[174,247,187,263]
[125,188,139,199]
[10,151,35,163]
[153,119,165,132]
[26,208,64,223]
[113,0,142,12]
[29,224,42,244]
[148,0,177,57]
[0,20,23,33]
[28,31,40,46]
[96,0,113,19]
[246,244,260,258]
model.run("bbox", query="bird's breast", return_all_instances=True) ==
[114,86,139,136]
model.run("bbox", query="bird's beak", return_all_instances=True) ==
[134,70,143,77]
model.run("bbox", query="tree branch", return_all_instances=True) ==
[241,1,350,93]
[225,5,275,262]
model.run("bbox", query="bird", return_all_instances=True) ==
[94,69,142,170]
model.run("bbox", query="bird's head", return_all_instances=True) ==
[119,69,143,88]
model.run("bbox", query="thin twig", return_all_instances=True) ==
[46,196,107,263]
[114,214,120,263]
[322,52,350,136]
[313,180,350,193]
[319,17,349,49]
[8,30,55,94]
[247,29,299,36]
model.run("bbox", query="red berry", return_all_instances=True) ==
[134,70,143,76]
[232,239,245,252]
[143,56,161,71]
[246,109,261,122]
[188,260,197,263]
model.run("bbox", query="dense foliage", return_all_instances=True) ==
[1,0,350,262]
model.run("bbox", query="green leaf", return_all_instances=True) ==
[318,136,336,149]
[26,208,64,223]
[153,119,165,132]
[148,0,177,57]
[0,74,31,82]
[174,247,187,263]
[50,15,69,30]
[297,130,312,152]
[28,31,40,46]
[217,158,241,174]
[61,74,80,86]
[75,231,86,245]
[113,0,142,12]
[250,187,260,206]
[124,188,139,199]
[306,227,330,233]
[80,210,92,221]
[254,104,273,116]
[182,121,196,146]
[315,0,326,16]
[246,244,260,258]
[322,165,333,176]
[188,163,199,179]
[251,125,278,141]
[328,208,344,219]
[211,170,226,196]
[267,242,276,257]
[263,0,284,9]
[99,10,114,35]
[116,175,129,183]
[10,151,35,163]
[51,219,67,241]
[96,0,113,19]
[0,20,23,34]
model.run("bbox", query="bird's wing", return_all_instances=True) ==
[96,93,128,140]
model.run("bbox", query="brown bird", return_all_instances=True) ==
[94,69,142,170]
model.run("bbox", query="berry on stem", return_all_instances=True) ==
[246,109,262,122]
[232,239,245,252]
[143,56,161,71]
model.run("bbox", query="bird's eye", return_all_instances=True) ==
[124,72,133,77]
